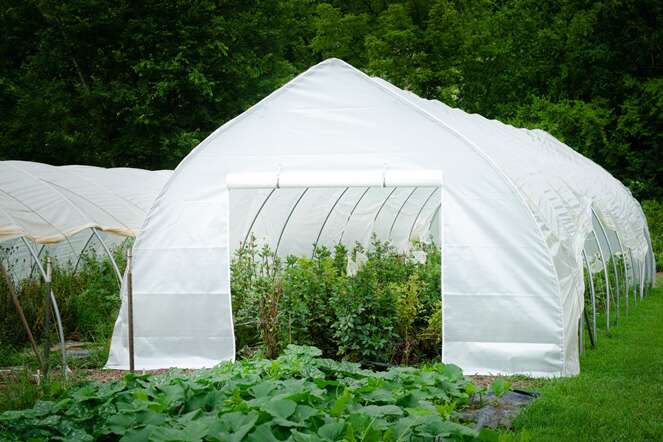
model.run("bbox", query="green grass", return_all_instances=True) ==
[512,275,663,441]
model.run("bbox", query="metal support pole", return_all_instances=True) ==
[615,231,629,315]
[579,313,584,354]
[43,258,52,381]
[127,249,135,372]
[583,307,596,348]
[592,209,619,325]
[28,244,46,279]
[591,230,611,331]
[582,250,597,343]
[20,237,68,373]
[91,228,122,284]
[629,249,638,304]
[645,249,650,295]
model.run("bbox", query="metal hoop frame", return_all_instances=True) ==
[591,209,619,325]
[590,228,611,331]
[19,237,68,373]
[581,249,598,344]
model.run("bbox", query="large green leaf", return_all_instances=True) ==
[262,399,297,420]
[317,422,346,441]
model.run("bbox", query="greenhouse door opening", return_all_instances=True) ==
[226,169,443,364]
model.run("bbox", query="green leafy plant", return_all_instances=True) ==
[0,241,128,370]
[393,273,424,364]
[231,236,443,365]
[489,378,513,398]
[0,345,480,441]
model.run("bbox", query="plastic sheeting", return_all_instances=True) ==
[0,161,172,244]
[0,161,171,283]
[107,59,655,376]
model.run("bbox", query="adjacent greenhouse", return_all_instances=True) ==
[106,59,655,377]
[0,161,171,367]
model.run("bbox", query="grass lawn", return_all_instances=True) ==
[512,275,663,441]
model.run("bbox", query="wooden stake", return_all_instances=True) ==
[127,249,135,372]
[1,261,44,370]
[43,257,52,380]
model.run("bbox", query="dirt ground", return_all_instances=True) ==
[82,368,541,391]
[82,368,195,383]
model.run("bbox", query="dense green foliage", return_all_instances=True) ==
[0,345,481,441]
[0,369,78,414]
[1,0,660,199]
[232,238,442,364]
[0,242,127,362]
[511,275,663,440]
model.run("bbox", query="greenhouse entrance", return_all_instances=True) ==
[226,169,444,364]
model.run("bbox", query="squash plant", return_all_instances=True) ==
[0,346,481,441]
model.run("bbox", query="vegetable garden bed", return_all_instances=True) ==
[0,345,483,441]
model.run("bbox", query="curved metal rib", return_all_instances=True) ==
[591,229,611,331]
[388,187,418,241]
[312,187,349,257]
[408,187,439,242]
[91,228,122,284]
[628,248,638,304]
[20,237,68,374]
[592,209,619,325]
[427,204,442,237]
[240,188,276,251]
[73,231,96,275]
[339,187,370,244]
[582,249,598,343]
[614,230,630,314]
[366,188,398,245]
[274,188,309,256]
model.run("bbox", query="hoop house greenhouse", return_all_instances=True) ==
[107,59,655,377]
[0,161,171,367]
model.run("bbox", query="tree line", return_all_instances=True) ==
[0,0,660,199]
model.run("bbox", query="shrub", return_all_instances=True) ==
[231,236,443,365]
[0,242,127,367]
[280,246,345,356]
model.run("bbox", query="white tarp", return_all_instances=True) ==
[0,161,171,244]
[0,161,172,281]
[107,59,654,376]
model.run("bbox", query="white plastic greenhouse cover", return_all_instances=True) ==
[0,161,172,244]
[107,59,655,376]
